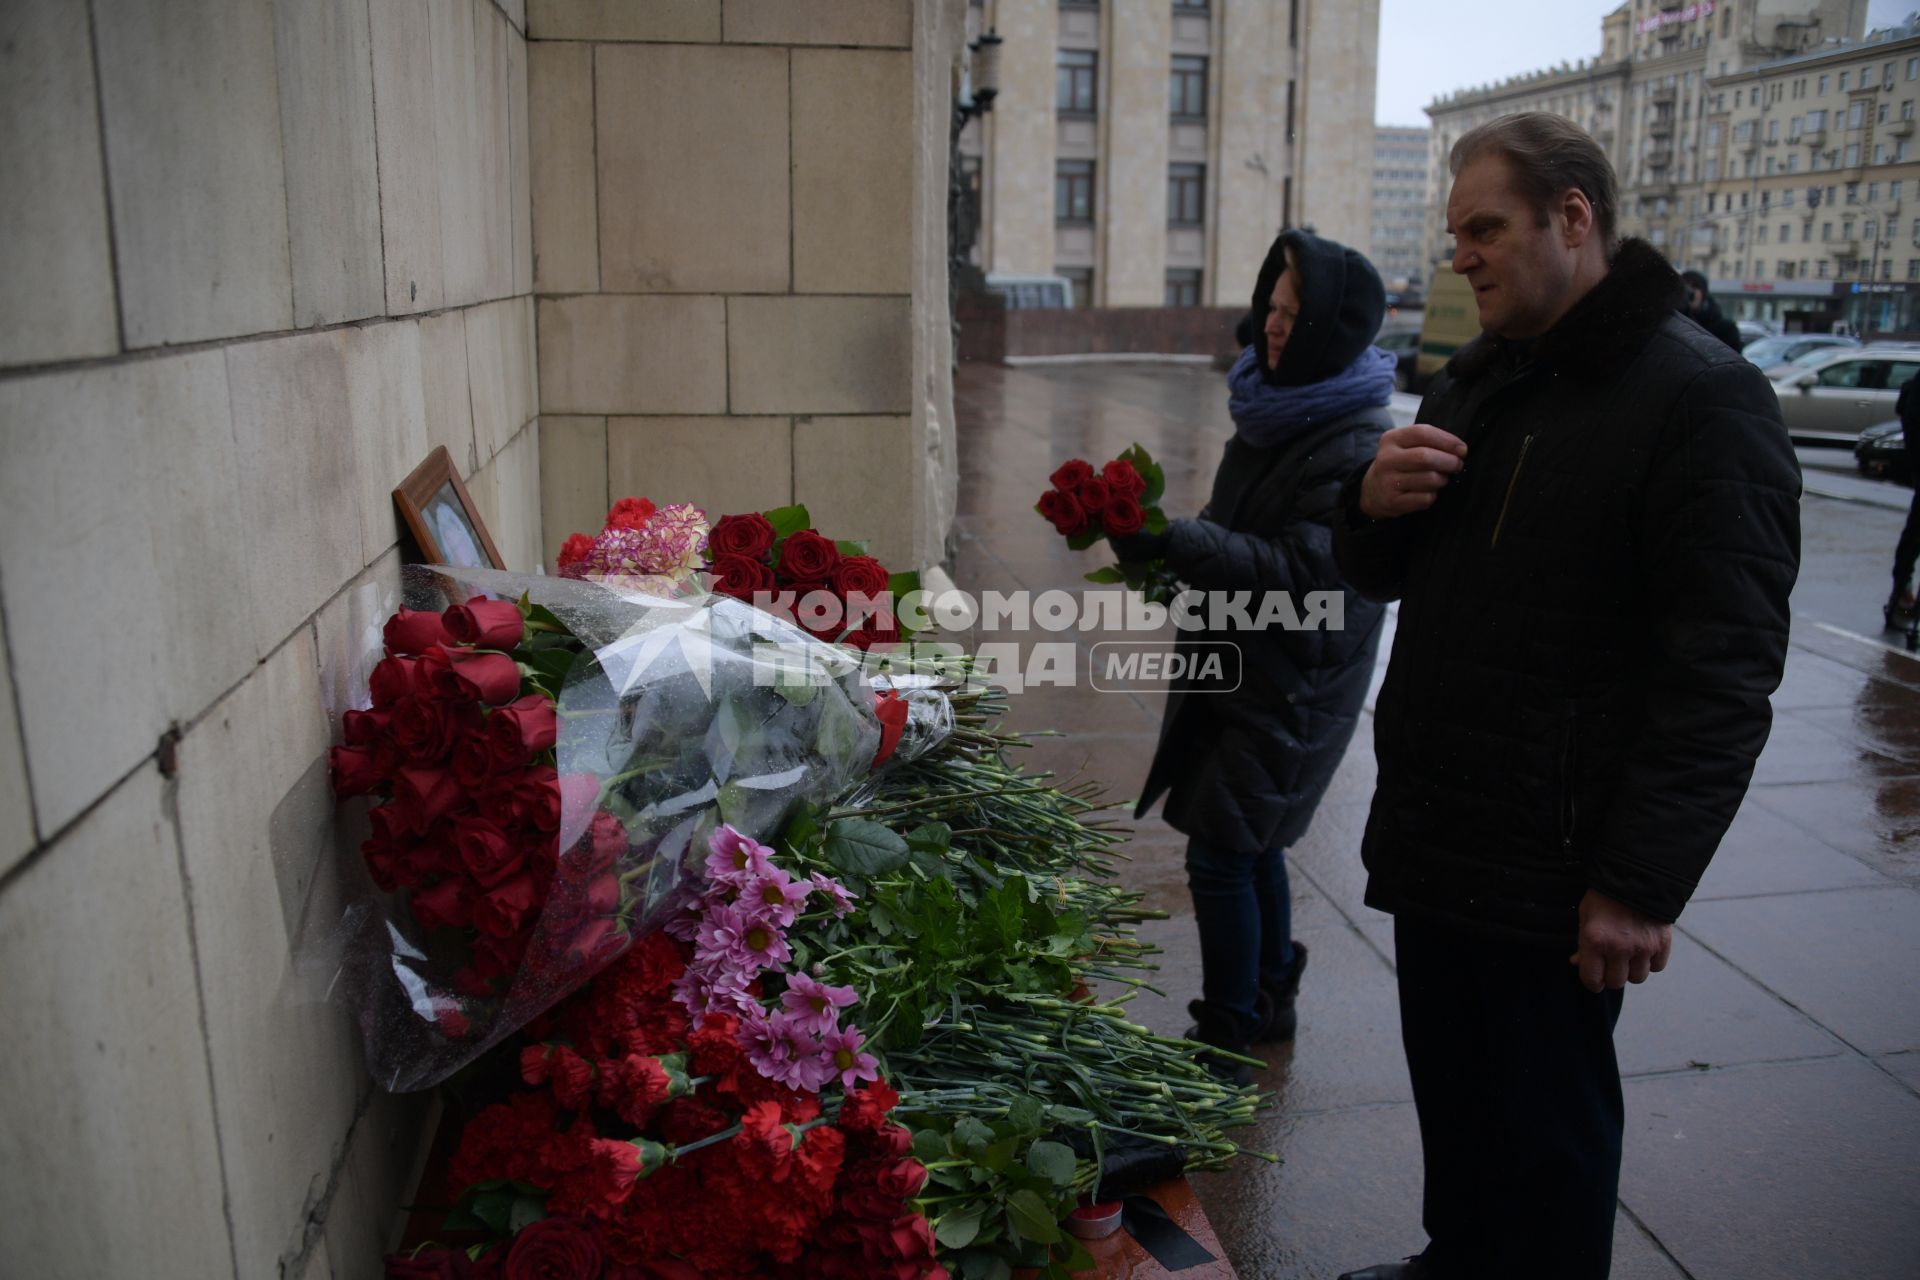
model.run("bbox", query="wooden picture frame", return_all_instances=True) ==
[393,446,506,571]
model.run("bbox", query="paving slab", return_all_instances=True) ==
[1614,932,1845,1076]
[1692,799,1892,900]
[1746,775,1920,886]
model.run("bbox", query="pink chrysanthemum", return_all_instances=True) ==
[741,866,812,928]
[808,871,858,917]
[670,961,757,1027]
[694,900,792,974]
[818,1023,881,1089]
[705,824,776,887]
[780,971,858,1036]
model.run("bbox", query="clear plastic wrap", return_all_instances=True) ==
[336,564,883,1091]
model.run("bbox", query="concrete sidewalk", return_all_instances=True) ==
[953,360,1920,1280]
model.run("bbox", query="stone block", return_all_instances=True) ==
[323,1089,435,1280]
[418,309,478,476]
[313,548,404,726]
[982,0,1056,277]
[1100,0,1171,305]
[467,420,543,571]
[477,1,516,302]
[431,0,489,307]
[608,417,793,525]
[540,416,609,568]
[724,0,911,46]
[175,630,366,1280]
[0,766,234,1280]
[793,416,914,566]
[509,29,533,296]
[344,322,433,565]
[94,0,292,347]
[728,296,912,415]
[596,44,790,293]
[494,0,525,32]
[226,332,365,655]
[370,0,445,313]
[467,296,539,462]
[528,0,719,40]
[528,41,598,295]
[538,295,726,414]
[792,49,913,294]
[0,0,118,366]
[0,621,33,879]
[0,353,253,834]
[274,0,385,328]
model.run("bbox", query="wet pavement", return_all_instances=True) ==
[949,360,1920,1280]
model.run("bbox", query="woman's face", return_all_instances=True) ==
[1264,261,1301,369]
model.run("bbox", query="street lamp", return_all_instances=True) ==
[950,27,1004,336]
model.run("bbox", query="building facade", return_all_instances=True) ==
[1372,124,1430,290]
[1423,0,1906,325]
[962,0,1380,308]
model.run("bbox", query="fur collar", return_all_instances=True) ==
[1447,238,1683,382]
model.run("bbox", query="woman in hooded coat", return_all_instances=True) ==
[1113,229,1394,1076]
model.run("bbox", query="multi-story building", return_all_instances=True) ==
[1422,1,1919,328]
[1372,125,1431,291]
[960,0,1381,308]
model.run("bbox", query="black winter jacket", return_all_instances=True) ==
[1331,241,1801,946]
[1136,407,1391,853]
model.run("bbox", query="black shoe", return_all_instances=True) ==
[1254,941,1309,1043]
[1337,1259,1430,1280]
[1183,996,1263,1086]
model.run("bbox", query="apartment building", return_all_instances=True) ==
[960,0,1380,308]
[1372,125,1431,291]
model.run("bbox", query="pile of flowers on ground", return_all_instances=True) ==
[556,497,712,586]
[1034,444,1179,603]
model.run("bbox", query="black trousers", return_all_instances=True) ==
[1896,485,1920,593]
[1394,914,1626,1280]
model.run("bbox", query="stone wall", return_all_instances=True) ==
[1297,0,1380,246]
[530,0,963,573]
[0,1,541,1277]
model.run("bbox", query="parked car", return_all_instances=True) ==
[1415,269,1479,389]
[1771,348,1920,444]
[1375,326,1421,392]
[1855,419,1912,484]
[1735,319,1779,347]
[1743,332,1860,377]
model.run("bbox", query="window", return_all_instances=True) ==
[1058,266,1093,308]
[1165,269,1203,307]
[1818,259,1831,278]
[1167,163,1205,225]
[1867,219,1878,240]
[1172,0,1209,7]
[1782,260,1797,279]
[1850,101,1866,130]
[1906,100,1916,121]
[1057,50,1097,115]
[1848,183,1860,204]
[1815,359,1880,388]
[1803,223,1812,242]
[1877,145,1888,165]
[1789,152,1800,173]
[1840,72,1850,92]
[1781,223,1792,240]
[1820,75,1829,95]
[1909,259,1920,281]
[1889,63,1899,89]
[1769,119,1780,141]
[1808,109,1827,131]
[1170,55,1208,120]
[1758,224,1769,243]
[1895,181,1905,201]
[1848,142,1862,167]
[1909,57,1919,81]
[1055,160,1095,224]
[1880,103,1891,125]
[1870,183,1881,202]
[1823,221,1833,241]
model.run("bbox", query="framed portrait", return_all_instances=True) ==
[393,446,505,570]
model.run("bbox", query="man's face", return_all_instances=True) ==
[1446,153,1580,340]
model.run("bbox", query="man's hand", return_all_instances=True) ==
[1570,889,1673,993]
[1358,424,1469,520]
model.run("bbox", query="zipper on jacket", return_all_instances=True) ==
[1560,704,1579,854]
[1489,433,1535,549]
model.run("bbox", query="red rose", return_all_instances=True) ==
[503,1217,601,1280]
[385,1248,465,1279]
[329,745,386,797]
[411,877,475,930]
[1102,457,1146,498]
[473,928,531,980]
[865,1123,915,1158]
[830,554,890,601]
[383,608,452,656]
[452,732,496,789]
[709,513,778,560]
[391,767,464,835]
[1103,494,1145,536]
[397,827,462,885]
[489,694,559,769]
[475,870,542,938]
[423,645,523,706]
[519,767,562,834]
[871,690,909,768]
[445,596,525,650]
[342,708,392,747]
[836,1080,899,1133]
[454,815,525,887]
[1036,487,1087,536]
[557,533,595,574]
[369,655,420,708]
[1050,459,1095,490]
[604,496,658,531]
[846,616,902,652]
[777,529,840,581]
[710,553,776,603]
[1077,476,1112,513]
[393,696,470,766]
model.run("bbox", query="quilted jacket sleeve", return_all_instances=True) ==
[1329,461,1421,601]
[1584,358,1802,923]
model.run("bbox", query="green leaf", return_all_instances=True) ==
[1045,1104,1095,1126]
[763,504,812,538]
[1025,1140,1078,1188]
[958,1250,1014,1280]
[976,1137,1019,1174]
[1144,506,1170,535]
[1006,1189,1063,1245]
[507,1194,546,1233]
[822,818,911,876]
[912,1127,951,1163]
[905,821,952,856]
[834,539,870,557]
[952,1114,994,1151]
[469,1188,517,1235]
[1006,1094,1045,1136]
[887,570,921,598]
[1056,1237,1097,1271]
[1065,527,1101,551]
[1082,566,1124,584]
[935,1206,985,1249]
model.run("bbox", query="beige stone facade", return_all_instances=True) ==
[1372,125,1430,290]
[968,0,1380,308]
[0,1,963,1276]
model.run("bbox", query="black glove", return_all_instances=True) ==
[1108,527,1172,563]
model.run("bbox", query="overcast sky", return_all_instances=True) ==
[1375,0,1916,127]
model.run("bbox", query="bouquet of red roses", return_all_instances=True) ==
[703,504,917,652]
[1034,444,1180,605]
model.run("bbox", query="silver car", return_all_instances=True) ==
[1743,332,1860,379]
[1771,348,1920,443]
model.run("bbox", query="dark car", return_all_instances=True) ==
[1375,327,1421,393]
[1856,419,1912,484]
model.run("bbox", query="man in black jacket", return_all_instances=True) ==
[1679,268,1744,351]
[1331,114,1800,1280]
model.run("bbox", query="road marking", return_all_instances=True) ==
[1801,616,1920,664]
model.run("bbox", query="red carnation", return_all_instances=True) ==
[488,693,559,769]
[836,1080,899,1134]
[1077,475,1112,513]
[383,608,452,656]
[503,1217,601,1280]
[604,497,658,532]
[1103,493,1145,537]
[777,529,840,581]
[709,553,776,603]
[1036,487,1088,537]
[329,745,385,797]
[708,512,777,560]
[445,596,525,649]
[871,690,909,768]
[557,533,595,574]
[1050,458,1095,490]
[1102,457,1146,498]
